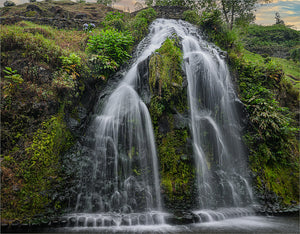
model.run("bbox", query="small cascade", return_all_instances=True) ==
[193,207,255,223]
[64,212,166,228]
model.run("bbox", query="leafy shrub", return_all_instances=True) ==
[106,18,126,32]
[131,17,148,41]
[104,11,125,22]
[200,9,222,32]
[60,53,81,79]
[2,67,23,98]
[60,53,81,67]
[87,28,133,67]
[29,0,36,2]
[102,12,126,32]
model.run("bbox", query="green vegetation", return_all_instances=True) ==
[1,24,65,66]
[149,38,183,100]
[230,47,299,207]
[182,10,201,25]
[102,11,127,31]
[130,8,157,41]
[243,50,300,89]
[245,24,300,59]
[148,0,269,29]
[87,28,134,74]
[0,0,118,20]
[1,114,73,221]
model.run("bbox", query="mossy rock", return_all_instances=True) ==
[148,38,196,210]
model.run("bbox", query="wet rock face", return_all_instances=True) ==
[136,55,151,104]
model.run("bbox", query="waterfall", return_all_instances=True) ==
[63,18,254,229]
[180,21,254,209]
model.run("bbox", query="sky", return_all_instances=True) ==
[1,0,299,29]
[255,0,300,30]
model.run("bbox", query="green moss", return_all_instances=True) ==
[159,129,194,201]
[129,8,157,42]
[1,113,74,221]
[149,38,183,101]
[264,165,299,204]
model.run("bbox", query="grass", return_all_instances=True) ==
[272,57,300,88]
[15,21,89,52]
[242,49,300,89]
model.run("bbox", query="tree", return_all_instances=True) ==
[218,0,256,29]
[275,12,285,25]
[145,0,270,29]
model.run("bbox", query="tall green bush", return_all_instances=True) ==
[87,28,133,66]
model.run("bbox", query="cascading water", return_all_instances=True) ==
[62,18,255,230]
[181,21,254,211]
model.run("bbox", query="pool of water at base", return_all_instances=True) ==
[51,216,299,233]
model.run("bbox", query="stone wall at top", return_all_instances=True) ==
[131,6,189,20]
